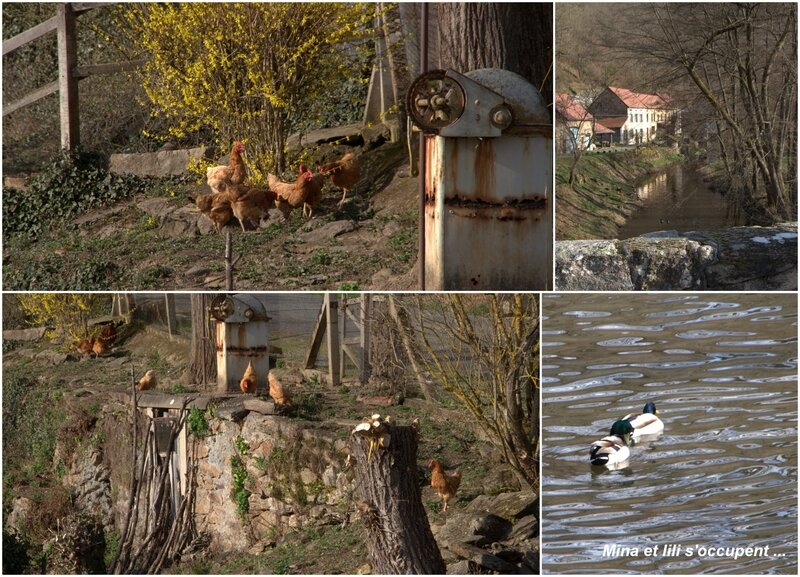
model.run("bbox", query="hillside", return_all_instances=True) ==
[556,147,683,240]
[3,139,419,291]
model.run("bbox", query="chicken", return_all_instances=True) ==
[206,140,247,195]
[319,151,360,206]
[428,459,461,512]
[194,193,233,234]
[98,321,121,347]
[268,371,291,406]
[75,337,95,355]
[268,164,325,219]
[92,339,109,357]
[240,361,257,395]
[138,369,157,391]
[227,184,279,231]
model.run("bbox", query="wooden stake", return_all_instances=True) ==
[57,4,79,150]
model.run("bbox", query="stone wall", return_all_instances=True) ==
[192,412,354,553]
[98,400,354,554]
[555,223,797,291]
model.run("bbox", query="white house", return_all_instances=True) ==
[588,86,679,145]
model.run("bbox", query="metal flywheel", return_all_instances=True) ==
[406,69,467,133]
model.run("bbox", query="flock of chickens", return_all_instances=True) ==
[195,141,361,233]
[74,320,122,358]
[136,360,291,407]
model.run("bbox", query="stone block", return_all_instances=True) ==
[110,146,213,178]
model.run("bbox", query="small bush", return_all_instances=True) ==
[2,149,150,240]
[186,407,210,437]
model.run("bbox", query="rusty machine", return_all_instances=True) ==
[209,294,271,393]
[407,68,552,290]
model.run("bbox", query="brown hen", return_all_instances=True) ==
[268,371,291,406]
[194,193,233,234]
[268,164,325,219]
[138,369,158,391]
[319,151,360,206]
[206,140,247,195]
[227,184,279,231]
[428,459,461,512]
[240,361,257,394]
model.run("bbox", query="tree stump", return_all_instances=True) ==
[350,422,445,574]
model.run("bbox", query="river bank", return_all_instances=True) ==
[556,146,683,240]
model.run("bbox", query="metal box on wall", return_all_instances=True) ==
[409,68,553,290]
[209,294,271,393]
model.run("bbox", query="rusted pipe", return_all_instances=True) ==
[418,3,429,290]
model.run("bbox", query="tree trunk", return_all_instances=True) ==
[187,294,216,388]
[437,3,552,106]
[351,424,445,574]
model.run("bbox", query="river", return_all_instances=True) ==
[541,293,798,574]
[619,164,740,239]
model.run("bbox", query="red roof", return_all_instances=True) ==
[608,86,672,109]
[594,121,614,134]
[594,116,626,129]
[556,93,593,121]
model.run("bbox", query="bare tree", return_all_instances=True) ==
[406,294,539,488]
[624,3,797,220]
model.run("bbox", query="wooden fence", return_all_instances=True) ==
[2,2,143,150]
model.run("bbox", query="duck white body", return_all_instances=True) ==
[590,435,630,466]
[590,420,634,467]
[623,402,664,436]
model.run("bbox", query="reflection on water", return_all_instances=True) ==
[542,293,798,574]
[620,164,740,239]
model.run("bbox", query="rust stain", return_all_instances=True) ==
[425,136,438,205]
[226,347,268,356]
[443,197,548,210]
[474,139,495,199]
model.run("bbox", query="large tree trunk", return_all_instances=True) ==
[187,294,216,388]
[437,3,552,106]
[351,423,445,574]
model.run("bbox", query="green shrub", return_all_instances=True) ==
[186,407,210,437]
[2,149,150,240]
[230,455,250,521]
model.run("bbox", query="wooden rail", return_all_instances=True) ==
[2,2,142,150]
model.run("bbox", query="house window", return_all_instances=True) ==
[623,128,628,143]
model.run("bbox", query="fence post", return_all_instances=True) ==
[165,294,177,340]
[57,3,79,150]
[360,295,372,383]
[325,293,341,387]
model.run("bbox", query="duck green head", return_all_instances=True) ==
[610,419,634,444]
[643,402,659,415]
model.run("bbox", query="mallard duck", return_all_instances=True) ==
[623,402,664,436]
[590,420,634,466]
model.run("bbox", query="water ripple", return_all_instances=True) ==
[542,293,797,574]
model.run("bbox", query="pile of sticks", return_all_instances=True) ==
[110,374,200,574]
